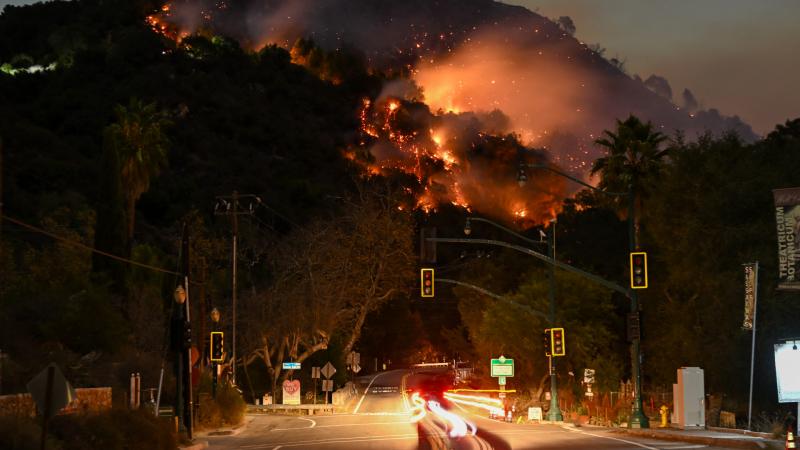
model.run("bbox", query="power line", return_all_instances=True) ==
[2,214,182,277]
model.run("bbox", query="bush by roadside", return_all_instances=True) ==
[0,408,177,450]
[196,374,246,429]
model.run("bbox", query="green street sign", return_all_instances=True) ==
[490,356,514,377]
[498,376,507,385]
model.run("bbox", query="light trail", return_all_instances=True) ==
[444,392,505,416]
[427,400,476,438]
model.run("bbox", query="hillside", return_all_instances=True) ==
[147,0,757,172]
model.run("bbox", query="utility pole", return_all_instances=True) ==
[214,191,260,386]
[181,223,194,439]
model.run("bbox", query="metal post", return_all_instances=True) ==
[547,222,563,421]
[628,187,649,428]
[184,275,193,440]
[40,365,54,450]
[747,261,759,430]
[232,191,238,386]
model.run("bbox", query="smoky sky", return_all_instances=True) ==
[512,0,800,135]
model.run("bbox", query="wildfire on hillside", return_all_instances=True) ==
[349,96,566,226]
[147,0,575,226]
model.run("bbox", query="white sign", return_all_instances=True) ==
[528,407,543,421]
[282,379,301,405]
[321,362,336,379]
[322,380,334,392]
[774,342,800,402]
[282,362,301,370]
[312,366,321,379]
[584,368,595,384]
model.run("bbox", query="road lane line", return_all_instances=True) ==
[241,432,423,449]
[352,372,385,414]
[270,417,316,431]
[270,420,409,431]
[297,417,315,428]
[564,427,660,450]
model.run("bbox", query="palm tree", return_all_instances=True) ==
[103,98,171,245]
[591,114,669,239]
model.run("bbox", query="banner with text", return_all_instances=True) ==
[773,187,800,290]
[742,263,757,330]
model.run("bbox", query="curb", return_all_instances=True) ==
[178,440,209,450]
[195,416,253,438]
[616,428,781,449]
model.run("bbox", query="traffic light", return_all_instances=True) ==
[420,268,434,297]
[550,328,566,357]
[543,329,551,356]
[210,332,224,362]
[630,251,648,289]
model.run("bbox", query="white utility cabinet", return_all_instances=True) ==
[675,367,705,429]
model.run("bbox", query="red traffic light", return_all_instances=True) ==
[421,268,435,298]
[550,328,566,356]
[629,252,648,289]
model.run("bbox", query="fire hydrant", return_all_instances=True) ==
[659,405,669,428]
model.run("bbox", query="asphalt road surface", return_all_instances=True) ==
[206,370,734,450]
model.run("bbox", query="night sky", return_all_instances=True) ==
[2,0,798,135]
[513,0,800,135]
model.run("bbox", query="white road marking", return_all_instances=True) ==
[657,446,707,449]
[270,420,409,431]
[352,372,386,414]
[564,427,661,450]
[241,432,422,449]
[270,417,315,431]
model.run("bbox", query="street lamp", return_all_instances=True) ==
[463,216,563,421]
[210,307,221,398]
[172,285,187,434]
[518,162,649,428]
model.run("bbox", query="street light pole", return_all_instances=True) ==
[627,186,649,428]
[546,220,563,421]
[519,163,648,428]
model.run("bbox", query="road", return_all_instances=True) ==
[206,370,733,450]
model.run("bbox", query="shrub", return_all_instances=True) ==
[49,408,176,450]
[0,415,60,450]
[197,394,223,429]
[216,383,246,426]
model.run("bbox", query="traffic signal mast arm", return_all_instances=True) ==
[437,277,549,320]
[427,237,630,297]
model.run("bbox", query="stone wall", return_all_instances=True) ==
[0,387,112,417]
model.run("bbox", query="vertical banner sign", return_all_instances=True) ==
[742,263,757,329]
[773,187,800,290]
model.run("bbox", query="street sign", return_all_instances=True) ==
[490,356,514,377]
[583,368,595,384]
[321,362,336,379]
[282,362,301,370]
[322,380,334,392]
[282,379,300,405]
[352,364,362,374]
[498,376,507,386]
[346,352,360,366]
[312,366,321,379]
[27,363,76,419]
[528,407,543,421]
